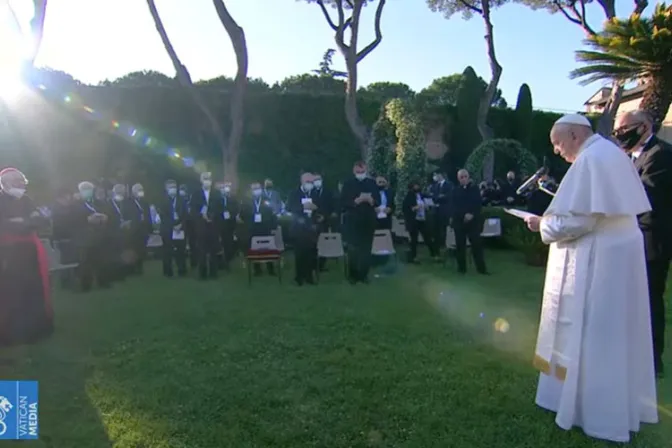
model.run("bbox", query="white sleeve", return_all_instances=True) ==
[539,214,598,245]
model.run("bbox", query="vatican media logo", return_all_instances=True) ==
[0,381,39,440]
[0,396,14,436]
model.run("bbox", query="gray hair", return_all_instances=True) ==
[78,181,94,192]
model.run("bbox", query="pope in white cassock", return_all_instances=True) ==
[523,114,658,443]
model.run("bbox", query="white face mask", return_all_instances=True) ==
[179,190,187,197]
[223,186,231,194]
[202,180,212,189]
[432,175,438,182]
[313,180,322,188]
[303,182,313,192]
[355,173,366,181]
[114,194,124,202]
[167,187,177,196]
[135,191,145,198]
[7,188,25,199]
[252,188,262,197]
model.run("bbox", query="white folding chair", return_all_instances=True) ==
[481,217,502,238]
[392,217,409,240]
[41,239,78,273]
[316,232,346,280]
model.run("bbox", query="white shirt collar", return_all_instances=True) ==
[632,135,653,159]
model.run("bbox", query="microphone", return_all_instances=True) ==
[516,165,548,195]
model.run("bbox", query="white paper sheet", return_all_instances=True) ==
[172,229,185,240]
[504,208,538,220]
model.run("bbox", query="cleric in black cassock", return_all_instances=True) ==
[341,161,380,284]
[287,172,319,285]
[0,168,53,346]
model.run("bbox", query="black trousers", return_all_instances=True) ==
[131,231,148,274]
[185,220,198,268]
[295,243,316,282]
[219,224,236,268]
[197,225,220,279]
[347,230,374,281]
[433,214,448,255]
[453,220,486,273]
[78,244,111,290]
[408,220,436,261]
[162,235,187,277]
[647,258,669,369]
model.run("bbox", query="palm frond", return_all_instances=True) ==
[569,64,641,85]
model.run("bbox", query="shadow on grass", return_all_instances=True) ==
[2,251,670,447]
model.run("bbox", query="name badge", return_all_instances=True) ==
[200,206,207,215]
[223,211,231,220]
[173,212,179,221]
[172,229,185,240]
[301,198,312,205]
[377,211,387,219]
[254,213,262,223]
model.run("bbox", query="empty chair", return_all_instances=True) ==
[316,232,346,280]
[481,218,502,238]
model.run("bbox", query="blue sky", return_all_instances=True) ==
[10,0,650,112]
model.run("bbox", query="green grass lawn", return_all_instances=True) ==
[1,249,670,447]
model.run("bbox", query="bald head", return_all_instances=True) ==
[457,169,470,186]
[550,122,594,163]
[614,110,654,152]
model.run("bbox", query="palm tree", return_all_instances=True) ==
[570,3,672,128]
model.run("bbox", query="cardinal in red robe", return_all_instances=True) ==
[0,168,53,346]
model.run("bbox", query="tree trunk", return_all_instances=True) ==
[213,0,248,185]
[477,0,502,182]
[146,0,228,173]
[596,82,623,137]
[640,74,672,131]
[318,0,386,161]
[28,0,48,66]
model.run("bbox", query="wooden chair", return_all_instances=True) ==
[316,232,346,281]
[246,236,282,285]
[481,217,502,238]
[371,229,397,269]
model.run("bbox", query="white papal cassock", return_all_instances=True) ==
[533,133,658,442]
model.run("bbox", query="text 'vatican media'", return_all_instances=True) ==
[0,381,39,440]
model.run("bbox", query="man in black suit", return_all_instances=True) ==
[216,181,240,271]
[158,179,188,278]
[128,183,152,275]
[614,110,672,378]
[341,161,381,284]
[374,175,395,230]
[430,171,452,259]
[500,171,521,206]
[451,169,488,275]
[287,172,319,285]
[190,172,223,280]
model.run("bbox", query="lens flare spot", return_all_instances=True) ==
[494,318,510,333]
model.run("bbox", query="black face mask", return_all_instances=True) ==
[378,184,386,190]
[616,127,643,151]
[413,187,420,192]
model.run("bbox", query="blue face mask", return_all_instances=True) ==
[81,190,94,200]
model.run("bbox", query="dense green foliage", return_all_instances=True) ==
[451,67,484,171]
[464,139,538,182]
[367,105,396,180]
[385,99,427,211]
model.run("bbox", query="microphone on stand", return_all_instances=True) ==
[516,164,548,196]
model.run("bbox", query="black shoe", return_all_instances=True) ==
[305,278,316,285]
[164,272,174,278]
[360,277,369,284]
[457,269,466,275]
[478,270,491,276]
[348,277,358,285]
[294,278,303,286]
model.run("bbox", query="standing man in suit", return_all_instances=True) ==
[451,169,488,275]
[190,172,222,280]
[374,175,395,230]
[430,171,452,260]
[287,172,319,285]
[216,181,240,271]
[158,180,188,278]
[129,183,152,275]
[341,161,380,284]
[179,184,198,269]
[614,110,672,378]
